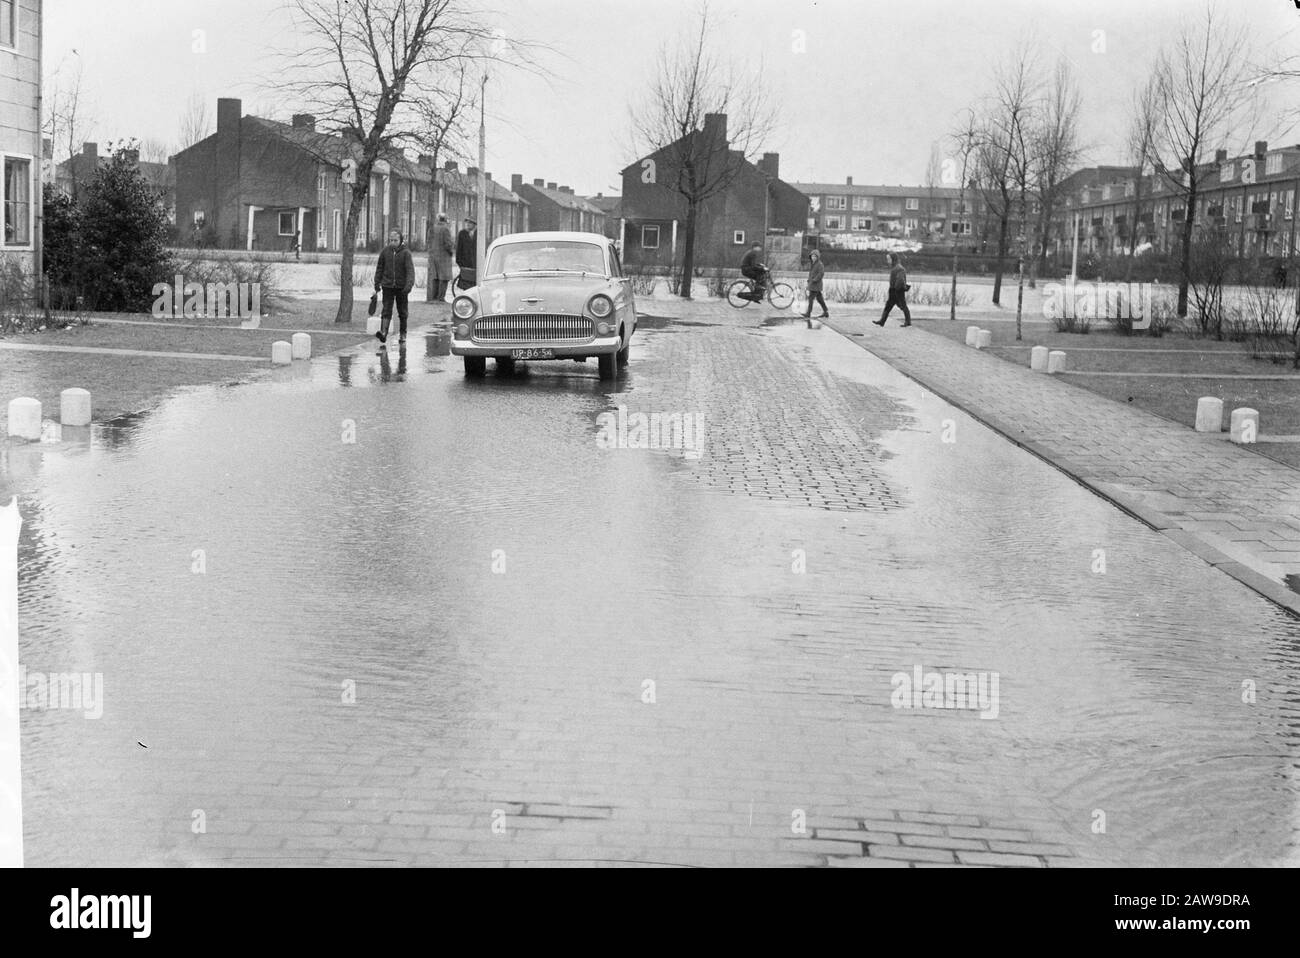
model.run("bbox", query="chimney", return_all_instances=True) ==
[467,166,479,176]
[485,171,492,181]
[511,173,523,191]
[217,97,241,135]
[546,181,557,190]
[82,142,98,158]
[291,114,316,131]
[757,152,780,180]
[596,192,603,198]
[846,176,853,186]
[444,160,458,172]
[703,112,727,148]
[1215,148,1228,164]
[560,185,571,194]
[1255,140,1268,158]
[418,154,435,166]
[533,178,544,187]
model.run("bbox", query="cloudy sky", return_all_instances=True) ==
[44,0,1300,194]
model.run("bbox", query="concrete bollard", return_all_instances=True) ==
[1195,397,1224,432]
[365,316,381,335]
[1030,346,1049,371]
[7,398,41,441]
[965,326,980,346]
[975,329,992,349]
[60,388,91,427]
[1047,350,1067,374]
[271,341,293,365]
[1230,407,1259,444]
[291,333,312,360]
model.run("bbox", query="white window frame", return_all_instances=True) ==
[1,152,35,250]
[1286,190,1294,220]
[0,0,17,51]
[852,196,871,211]
[823,215,842,230]
[853,217,871,231]
[904,218,919,231]
[1219,163,1233,183]
[193,210,206,226]
[278,211,297,236]
[733,230,745,245]
[825,195,846,210]
[951,221,971,235]
[1266,153,1282,175]
[641,225,660,249]
[905,197,919,210]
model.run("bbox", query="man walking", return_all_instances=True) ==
[430,213,455,302]
[455,217,478,291]
[873,252,912,327]
[374,229,415,346]
[740,241,768,302]
[802,249,828,322]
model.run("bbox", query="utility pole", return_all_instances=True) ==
[476,73,487,276]
[1070,212,1080,282]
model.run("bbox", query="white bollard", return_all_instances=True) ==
[365,316,381,335]
[975,329,992,349]
[0,496,22,867]
[60,388,91,427]
[1230,407,1259,444]
[271,341,293,365]
[1047,350,1067,374]
[291,332,312,360]
[6,398,41,441]
[965,326,980,346]
[1195,397,1224,432]
[1030,346,1049,371]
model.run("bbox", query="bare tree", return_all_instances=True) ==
[1029,59,1083,287]
[45,58,94,199]
[923,142,943,243]
[1123,72,1161,278]
[946,108,980,321]
[177,93,213,150]
[1151,5,1256,317]
[408,64,472,302]
[281,0,509,323]
[975,42,1040,307]
[630,2,776,300]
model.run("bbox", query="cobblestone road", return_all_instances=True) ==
[7,306,1300,867]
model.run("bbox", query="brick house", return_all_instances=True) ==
[793,177,1000,252]
[509,176,604,234]
[432,161,529,241]
[583,193,621,240]
[618,113,807,270]
[55,141,174,220]
[172,97,527,252]
[1,0,40,276]
[1053,143,1300,261]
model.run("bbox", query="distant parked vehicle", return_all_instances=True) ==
[450,232,637,381]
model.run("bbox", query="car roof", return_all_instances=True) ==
[488,231,610,248]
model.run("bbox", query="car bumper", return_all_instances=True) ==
[451,336,620,358]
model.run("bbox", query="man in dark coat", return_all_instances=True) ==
[802,249,828,321]
[455,217,478,290]
[740,241,766,301]
[873,252,912,327]
[430,213,456,302]
[374,229,416,345]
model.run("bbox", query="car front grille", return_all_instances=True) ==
[472,314,595,342]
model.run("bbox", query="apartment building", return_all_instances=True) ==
[792,178,1000,250]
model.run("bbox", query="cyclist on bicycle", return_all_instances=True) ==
[740,241,767,301]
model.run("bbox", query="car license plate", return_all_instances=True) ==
[511,348,554,360]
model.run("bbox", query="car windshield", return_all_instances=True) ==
[489,241,607,276]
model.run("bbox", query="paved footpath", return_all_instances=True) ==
[650,298,1300,617]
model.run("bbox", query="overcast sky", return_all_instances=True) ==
[44,0,1300,194]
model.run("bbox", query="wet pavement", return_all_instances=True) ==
[4,309,1300,867]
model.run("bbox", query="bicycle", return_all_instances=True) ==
[726,269,795,310]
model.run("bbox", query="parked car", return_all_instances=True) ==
[450,232,637,380]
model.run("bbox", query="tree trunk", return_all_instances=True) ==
[992,212,1010,305]
[334,182,370,324]
[680,201,698,300]
[1177,197,1195,319]
[425,152,440,303]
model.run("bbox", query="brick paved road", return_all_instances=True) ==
[8,306,1300,867]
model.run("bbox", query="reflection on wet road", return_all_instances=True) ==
[6,313,1299,867]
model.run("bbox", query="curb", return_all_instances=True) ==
[824,318,1300,621]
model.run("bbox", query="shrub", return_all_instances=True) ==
[824,279,880,304]
[172,256,283,314]
[909,283,972,307]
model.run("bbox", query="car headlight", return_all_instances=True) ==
[453,296,477,320]
[587,294,614,319]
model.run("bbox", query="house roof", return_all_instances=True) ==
[792,183,963,198]
[583,194,621,214]
[520,183,603,214]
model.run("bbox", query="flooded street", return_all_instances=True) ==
[5,314,1299,867]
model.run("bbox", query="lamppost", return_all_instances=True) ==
[476,73,487,274]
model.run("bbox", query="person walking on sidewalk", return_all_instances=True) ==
[874,252,912,327]
[802,249,828,323]
[374,229,415,347]
[430,213,455,302]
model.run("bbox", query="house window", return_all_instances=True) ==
[852,196,871,211]
[279,211,297,235]
[733,230,745,245]
[824,215,842,230]
[193,210,206,226]
[1266,153,1283,175]
[0,0,15,49]
[951,221,971,235]
[825,195,846,210]
[2,155,32,247]
[641,225,660,249]
[904,218,918,231]
[905,198,919,211]
[1219,163,1233,183]
[853,217,871,231]
[1286,190,1294,219]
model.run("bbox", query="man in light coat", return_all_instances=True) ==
[429,213,455,302]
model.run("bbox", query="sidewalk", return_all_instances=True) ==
[648,298,1300,617]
